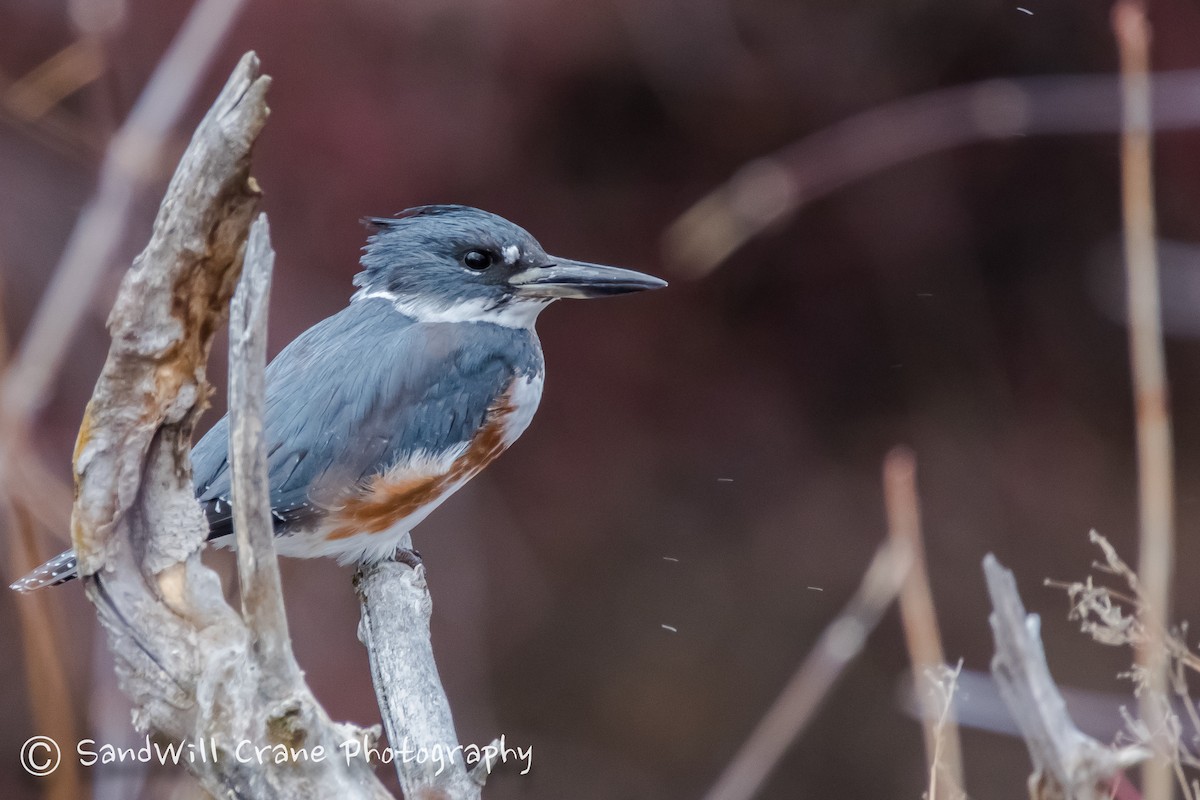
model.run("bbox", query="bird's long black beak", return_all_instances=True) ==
[510,258,667,299]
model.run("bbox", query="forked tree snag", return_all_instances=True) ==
[72,53,392,798]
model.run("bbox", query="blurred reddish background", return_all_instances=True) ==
[5,0,1200,798]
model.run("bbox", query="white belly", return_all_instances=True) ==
[499,370,544,447]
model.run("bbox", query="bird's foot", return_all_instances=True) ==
[393,547,423,569]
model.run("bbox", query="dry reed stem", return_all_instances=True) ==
[883,448,963,799]
[1113,2,1174,798]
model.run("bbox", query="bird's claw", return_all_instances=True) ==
[393,547,423,569]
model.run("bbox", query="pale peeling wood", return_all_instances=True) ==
[73,53,393,799]
[983,555,1147,800]
[72,50,271,576]
[357,543,488,800]
[229,213,296,691]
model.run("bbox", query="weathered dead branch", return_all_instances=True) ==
[71,53,391,799]
[984,554,1148,800]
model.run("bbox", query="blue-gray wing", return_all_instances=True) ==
[191,298,542,538]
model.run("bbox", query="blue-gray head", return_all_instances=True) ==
[354,205,666,326]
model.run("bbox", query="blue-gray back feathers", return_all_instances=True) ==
[192,296,543,538]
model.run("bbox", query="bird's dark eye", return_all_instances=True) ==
[463,250,493,271]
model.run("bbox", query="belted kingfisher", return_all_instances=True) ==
[12,205,665,592]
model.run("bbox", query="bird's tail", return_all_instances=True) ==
[10,549,79,592]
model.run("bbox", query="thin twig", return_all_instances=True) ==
[883,448,963,799]
[0,63,104,159]
[927,661,965,800]
[1113,3,1174,799]
[3,37,107,121]
[0,0,247,482]
[700,539,913,800]
[662,69,1200,277]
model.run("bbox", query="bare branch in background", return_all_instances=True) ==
[1112,3,1175,799]
[663,68,1200,277]
[883,448,963,800]
[3,37,107,123]
[700,537,913,800]
[69,53,391,799]
[356,545,490,799]
[0,0,247,483]
[984,554,1148,800]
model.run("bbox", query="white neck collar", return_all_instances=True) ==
[353,288,551,329]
